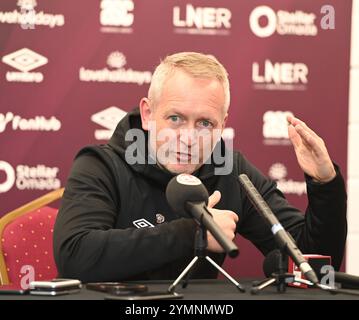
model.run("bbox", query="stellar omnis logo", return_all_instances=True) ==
[0,160,61,194]
[268,163,307,196]
[1,48,48,83]
[249,5,318,38]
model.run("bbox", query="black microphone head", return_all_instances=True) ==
[263,249,288,277]
[166,174,209,217]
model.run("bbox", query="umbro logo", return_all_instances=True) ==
[91,106,127,140]
[1,48,48,83]
[133,219,154,229]
[2,48,48,72]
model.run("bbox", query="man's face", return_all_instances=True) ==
[140,70,228,174]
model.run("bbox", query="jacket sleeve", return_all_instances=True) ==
[237,156,347,270]
[53,151,197,282]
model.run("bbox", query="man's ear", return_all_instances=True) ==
[139,98,152,131]
[222,112,228,130]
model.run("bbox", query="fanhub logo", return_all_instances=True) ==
[79,51,152,85]
[249,5,317,38]
[0,112,61,133]
[91,106,127,140]
[173,4,231,35]
[0,0,65,29]
[263,110,293,146]
[268,163,306,196]
[100,0,134,33]
[0,161,61,193]
[2,48,48,83]
[252,59,308,91]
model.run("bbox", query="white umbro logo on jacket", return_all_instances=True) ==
[132,219,154,228]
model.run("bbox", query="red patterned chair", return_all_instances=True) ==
[0,188,64,285]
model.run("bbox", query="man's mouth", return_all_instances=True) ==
[176,152,192,163]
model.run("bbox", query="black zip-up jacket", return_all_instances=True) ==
[53,108,347,282]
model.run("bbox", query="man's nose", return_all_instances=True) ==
[179,127,198,147]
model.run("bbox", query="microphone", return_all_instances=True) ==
[238,174,319,285]
[263,249,288,278]
[166,174,239,258]
[333,272,359,290]
[264,249,359,290]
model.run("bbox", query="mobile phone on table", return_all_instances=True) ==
[86,282,148,295]
[30,278,82,296]
[104,291,184,300]
[0,284,30,295]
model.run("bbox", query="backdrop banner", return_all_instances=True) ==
[0,0,352,277]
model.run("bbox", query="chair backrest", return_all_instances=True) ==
[0,207,58,286]
[0,188,64,285]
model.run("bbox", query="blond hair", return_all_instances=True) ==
[148,52,230,112]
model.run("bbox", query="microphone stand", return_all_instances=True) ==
[251,249,301,294]
[251,249,359,296]
[167,223,245,293]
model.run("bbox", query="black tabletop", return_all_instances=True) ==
[1,279,359,300]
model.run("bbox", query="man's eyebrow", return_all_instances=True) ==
[197,116,216,121]
[164,109,218,124]
[164,108,187,118]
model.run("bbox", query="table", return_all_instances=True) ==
[1,279,359,300]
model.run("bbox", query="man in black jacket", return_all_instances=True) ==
[53,52,347,282]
